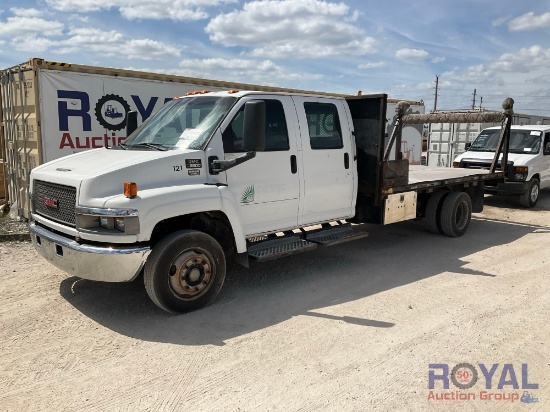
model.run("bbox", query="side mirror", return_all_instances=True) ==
[465,142,472,151]
[126,111,138,136]
[243,101,265,152]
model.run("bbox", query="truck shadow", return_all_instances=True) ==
[58,210,550,346]
[483,187,550,210]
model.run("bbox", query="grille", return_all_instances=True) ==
[34,180,77,227]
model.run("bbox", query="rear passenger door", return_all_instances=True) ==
[292,96,356,225]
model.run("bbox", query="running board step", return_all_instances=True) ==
[247,236,317,262]
[305,225,369,246]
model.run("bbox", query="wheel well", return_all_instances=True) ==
[531,174,541,182]
[150,211,236,259]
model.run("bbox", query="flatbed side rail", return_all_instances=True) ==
[381,170,505,195]
[385,97,515,175]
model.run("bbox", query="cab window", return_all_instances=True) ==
[304,102,343,149]
[544,132,550,155]
[222,100,290,152]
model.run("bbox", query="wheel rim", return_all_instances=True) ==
[168,249,213,300]
[455,201,469,230]
[530,185,539,203]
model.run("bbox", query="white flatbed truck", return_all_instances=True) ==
[28,92,513,313]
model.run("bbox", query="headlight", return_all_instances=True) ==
[512,166,528,182]
[99,217,110,229]
[114,217,126,232]
[75,207,140,235]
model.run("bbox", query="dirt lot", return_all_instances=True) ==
[1,193,549,411]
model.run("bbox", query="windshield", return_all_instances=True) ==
[123,96,236,150]
[469,129,542,154]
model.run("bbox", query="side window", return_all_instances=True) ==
[222,99,290,153]
[544,132,550,155]
[304,102,343,149]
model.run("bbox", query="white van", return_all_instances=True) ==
[453,125,550,207]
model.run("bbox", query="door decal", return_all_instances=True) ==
[241,185,255,204]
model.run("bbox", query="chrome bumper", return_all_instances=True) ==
[30,223,151,282]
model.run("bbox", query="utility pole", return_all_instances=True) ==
[480,96,483,109]
[434,75,439,111]
[472,89,477,110]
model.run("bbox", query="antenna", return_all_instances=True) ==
[434,75,439,111]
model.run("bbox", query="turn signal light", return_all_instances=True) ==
[228,89,239,94]
[452,162,460,168]
[514,166,528,172]
[124,182,138,198]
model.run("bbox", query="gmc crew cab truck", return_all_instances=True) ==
[29,92,511,313]
[453,125,550,207]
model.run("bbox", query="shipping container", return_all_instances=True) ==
[1,57,424,218]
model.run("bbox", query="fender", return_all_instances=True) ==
[217,186,247,253]
[104,184,247,252]
[106,184,223,241]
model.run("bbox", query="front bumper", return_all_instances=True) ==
[30,223,151,282]
[485,181,530,196]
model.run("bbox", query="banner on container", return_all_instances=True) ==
[39,71,226,162]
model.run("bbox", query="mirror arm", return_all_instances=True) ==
[209,152,256,174]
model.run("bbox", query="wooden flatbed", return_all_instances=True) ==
[382,165,504,194]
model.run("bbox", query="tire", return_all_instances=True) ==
[440,192,472,237]
[144,230,226,313]
[425,191,448,234]
[519,178,540,208]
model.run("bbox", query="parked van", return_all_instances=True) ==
[453,125,550,207]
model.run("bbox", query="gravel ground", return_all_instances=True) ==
[1,193,549,411]
[0,209,29,241]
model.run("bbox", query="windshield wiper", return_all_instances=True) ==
[109,142,127,150]
[131,143,169,151]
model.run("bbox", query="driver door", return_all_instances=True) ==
[223,96,301,236]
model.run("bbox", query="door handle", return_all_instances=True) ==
[344,152,350,169]
[290,155,297,174]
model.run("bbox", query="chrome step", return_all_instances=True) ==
[305,224,369,246]
[247,235,317,262]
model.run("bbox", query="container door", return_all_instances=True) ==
[223,95,301,236]
[292,96,355,226]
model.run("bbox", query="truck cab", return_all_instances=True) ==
[30,91,360,313]
[453,125,550,207]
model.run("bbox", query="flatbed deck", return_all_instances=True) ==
[383,165,504,194]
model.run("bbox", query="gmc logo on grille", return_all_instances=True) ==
[44,197,59,209]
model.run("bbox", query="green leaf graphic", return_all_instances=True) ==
[241,185,254,203]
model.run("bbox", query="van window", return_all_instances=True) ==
[222,100,290,152]
[471,129,542,154]
[304,102,343,149]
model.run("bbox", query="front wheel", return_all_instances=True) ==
[144,230,226,313]
[519,178,540,208]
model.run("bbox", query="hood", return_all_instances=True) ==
[455,150,537,165]
[31,147,210,205]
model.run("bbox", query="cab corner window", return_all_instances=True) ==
[544,132,550,155]
[223,99,289,153]
[304,102,343,150]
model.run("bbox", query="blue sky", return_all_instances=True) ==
[1,0,549,115]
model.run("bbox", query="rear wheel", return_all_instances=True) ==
[519,178,540,208]
[425,190,448,234]
[440,192,472,237]
[144,230,226,313]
